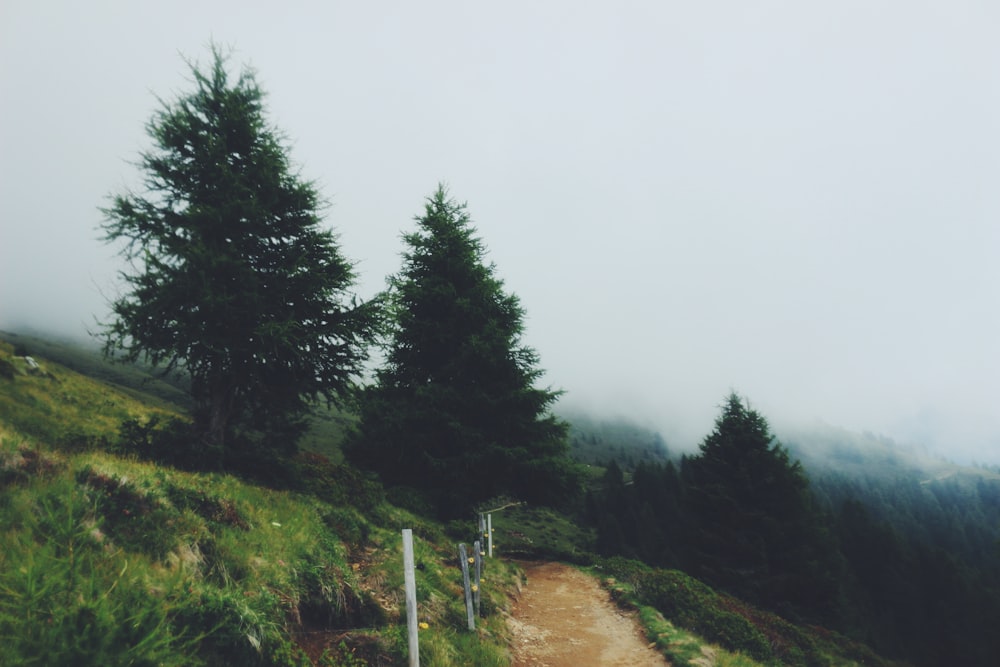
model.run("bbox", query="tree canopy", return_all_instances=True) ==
[682,392,838,615]
[348,186,580,517]
[100,47,379,465]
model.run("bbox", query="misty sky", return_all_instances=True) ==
[2,1,998,462]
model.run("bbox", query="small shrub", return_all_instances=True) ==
[171,585,280,666]
[386,485,435,516]
[60,430,113,453]
[115,416,205,469]
[642,570,773,662]
[597,555,653,591]
[294,451,384,511]
[0,441,64,485]
[76,464,194,560]
[0,355,17,379]
[320,506,369,545]
[164,483,250,530]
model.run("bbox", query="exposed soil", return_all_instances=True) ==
[508,561,670,667]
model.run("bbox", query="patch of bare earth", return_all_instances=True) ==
[508,561,670,667]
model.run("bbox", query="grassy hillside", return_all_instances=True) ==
[1,336,911,666]
[0,339,521,666]
[0,339,185,451]
[782,422,1000,486]
[0,330,192,410]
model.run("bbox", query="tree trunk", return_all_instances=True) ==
[200,375,238,466]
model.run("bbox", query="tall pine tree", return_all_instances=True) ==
[349,186,580,517]
[100,47,379,466]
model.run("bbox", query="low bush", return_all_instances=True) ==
[642,569,773,662]
[0,356,17,380]
[76,463,200,560]
[293,451,384,512]
[1,439,64,484]
[115,416,209,470]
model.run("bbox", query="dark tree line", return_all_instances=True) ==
[820,472,1000,666]
[587,393,1000,667]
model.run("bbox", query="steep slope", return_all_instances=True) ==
[0,338,522,666]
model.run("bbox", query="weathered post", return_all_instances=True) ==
[458,543,475,630]
[473,539,483,617]
[402,529,419,667]
[487,513,493,558]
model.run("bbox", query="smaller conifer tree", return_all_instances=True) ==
[683,392,839,616]
[350,186,580,516]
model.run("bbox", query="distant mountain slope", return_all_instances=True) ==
[558,408,671,470]
[780,421,1000,486]
[0,329,191,410]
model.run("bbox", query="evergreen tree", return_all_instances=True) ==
[349,186,580,517]
[100,47,379,465]
[683,392,840,620]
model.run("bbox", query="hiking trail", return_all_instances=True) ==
[507,561,670,667]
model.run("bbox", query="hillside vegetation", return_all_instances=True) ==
[0,339,522,666]
[1,336,925,667]
[587,410,1000,667]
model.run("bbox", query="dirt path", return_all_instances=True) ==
[507,561,669,667]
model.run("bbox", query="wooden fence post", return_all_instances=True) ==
[473,539,483,617]
[487,513,493,558]
[402,529,419,667]
[458,543,475,630]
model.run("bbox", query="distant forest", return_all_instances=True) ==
[580,398,1000,667]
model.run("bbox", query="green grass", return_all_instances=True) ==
[0,340,183,453]
[1,432,522,666]
[484,504,594,562]
[639,605,760,667]
[0,330,192,409]
[1,333,910,667]
[0,341,522,666]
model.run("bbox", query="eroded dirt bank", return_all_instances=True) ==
[508,561,669,667]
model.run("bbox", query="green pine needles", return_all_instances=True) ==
[100,46,379,467]
[348,186,583,518]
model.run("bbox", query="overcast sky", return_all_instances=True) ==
[2,1,998,462]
